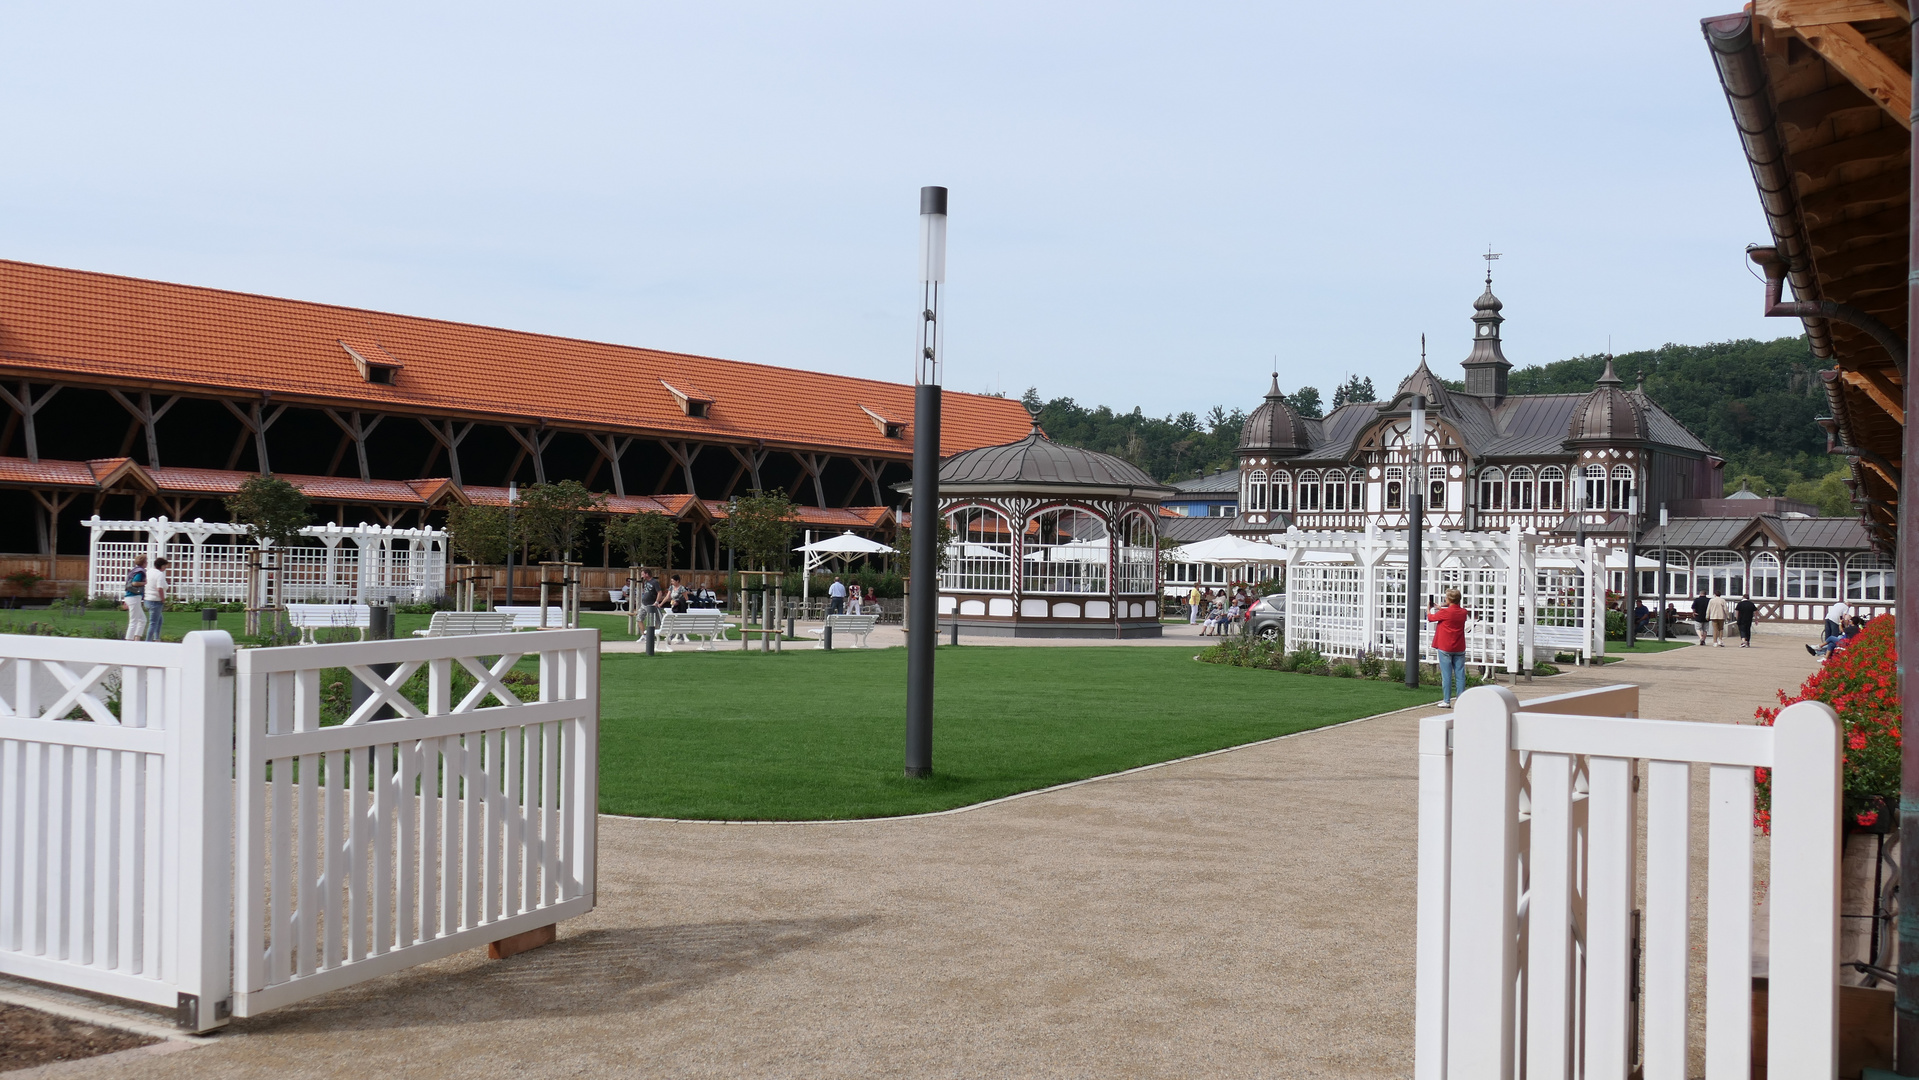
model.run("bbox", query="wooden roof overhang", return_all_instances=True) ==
[1705,1,1911,546]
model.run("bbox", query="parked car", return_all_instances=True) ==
[1245,593,1285,641]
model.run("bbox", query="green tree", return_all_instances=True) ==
[605,511,680,568]
[444,504,511,565]
[713,489,801,570]
[894,514,956,577]
[1785,462,1855,517]
[1331,374,1376,409]
[225,474,312,547]
[514,480,606,561]
[1286,386,1324,419]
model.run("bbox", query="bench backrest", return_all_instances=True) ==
[824,614,878,630]
[659,611,725,630]
[491,605,566,628]
[427,611,516,635]
[285,603,371,626]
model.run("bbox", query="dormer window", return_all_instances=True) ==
[859,404,906,439]
[340,340,402,385]
[660,379,715,418]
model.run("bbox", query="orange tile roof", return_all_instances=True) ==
[0,260,1034,458]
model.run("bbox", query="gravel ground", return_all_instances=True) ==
[22,632,1818,1080]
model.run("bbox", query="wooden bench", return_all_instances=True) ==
[412,611,516,637]
[656,611,731,651]
[491,605,568,630]
[285,603,371,644]
[809,613,880,649]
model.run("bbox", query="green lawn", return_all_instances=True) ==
[1600,639,1694,655]
[598,646,1439,820]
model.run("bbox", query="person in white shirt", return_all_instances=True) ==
[142,557,169,641]
[1824,599,1852,643]
[827,577,847,616]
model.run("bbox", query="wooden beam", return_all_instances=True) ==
[1786,21,1913,129]
[1799,165,1909,222]
[1808,204,1909,255]
[1817,235,1909,280]
[1788,124,1909,182]
[1757,0,1909,27]
[1843,367,1907,422]
[1775,81,1880,132]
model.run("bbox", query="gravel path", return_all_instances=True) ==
[17,632,1818,1080]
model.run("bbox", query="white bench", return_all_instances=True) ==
[492,605,569,630]
[809,613,879,649]
[656,611,731,651]
[412,611,516,637]
[285,603,371,644]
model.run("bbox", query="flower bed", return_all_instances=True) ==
[1754,614,1898,833]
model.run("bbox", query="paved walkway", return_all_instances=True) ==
[22,634,1820,1080]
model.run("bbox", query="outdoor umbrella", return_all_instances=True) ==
[1168,534,1289,565]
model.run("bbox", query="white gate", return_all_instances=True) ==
[0,633,233,1031]
[1416,683,1840,1079]
[231,630,598,1016]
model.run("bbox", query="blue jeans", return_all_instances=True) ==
[1437,650,1466,703]
[144,600,164,641]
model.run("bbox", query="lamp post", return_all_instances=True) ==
[905,186,946,779]
[1403,394,1425,689]
[504,481,518,606]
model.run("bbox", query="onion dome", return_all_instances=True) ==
[1566,356,1648,444]
[932,405,1174,498]
[1237,374,1306,454]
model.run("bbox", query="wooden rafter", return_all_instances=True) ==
[1842,367,1907,423]
[1757,0,1914,128]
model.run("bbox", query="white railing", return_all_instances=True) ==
[0,633,234,1031]
[85,518,447,605]
[1416,683,1840,1080]
[230,630,598,1017]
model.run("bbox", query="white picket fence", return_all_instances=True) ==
[1416,682,1840,1080]
[0,628,598,1031]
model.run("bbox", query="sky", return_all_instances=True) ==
[0,1,1786,418]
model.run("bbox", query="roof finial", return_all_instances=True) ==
[1635,369,1646,393]
[1483,245,1500,288]
[1420,333,1427,366]
[1024,398,1044,432]
[1596,353,1621,386]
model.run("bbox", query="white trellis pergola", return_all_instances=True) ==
[1275,523,1614,671]
[85,517,448,605]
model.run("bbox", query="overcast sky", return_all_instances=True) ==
[0,1,1783,417]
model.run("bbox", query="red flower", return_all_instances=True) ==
[1858,810,1880,827]
[1850,731,1870,750]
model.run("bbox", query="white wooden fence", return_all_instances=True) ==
[0,633,232,1030]
[0,628,598,1031]
[86,518,448,605]
[1416,683,1841,1079]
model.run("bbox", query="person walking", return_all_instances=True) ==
[1705,592,1729,647]
[848,583,864,616]
[1823,597,1853,645]
[1691,588,1711,645]
[123,555,148,640]
[1427,588,1470,709]
[637,569,660,630]
[828,576,847,616]
[142,556,169,642]
[1734,594,1757,648]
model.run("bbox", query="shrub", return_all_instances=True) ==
[1330,663,1357,679]
[1753,615,1897,834]
[1605,610,1628,640]
[1356,652,1384,678]
[1287,646,1324,672]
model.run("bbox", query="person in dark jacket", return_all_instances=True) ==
[1734,594,1757,648]
[1691,589,1711,645]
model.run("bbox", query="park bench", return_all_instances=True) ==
[412,610,516,637]
[285,603,371,644]
[491,605,568,630]
[809,613,879,649]
[656,610,731,651]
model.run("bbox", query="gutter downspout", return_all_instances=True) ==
[1747,245,1909,376]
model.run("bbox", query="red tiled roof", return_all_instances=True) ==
[0,260,1034,457]
[0,457,100,487]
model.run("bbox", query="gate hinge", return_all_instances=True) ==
[216,997,231,1020]
[176,992,197,1029]
[218,658,236,677]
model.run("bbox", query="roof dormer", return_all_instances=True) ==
[859,404,906,439]
[340,339,402,385]
[660,378,715,418]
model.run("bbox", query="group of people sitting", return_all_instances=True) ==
[1188,586,1257,636]
[1808,604,1869,659]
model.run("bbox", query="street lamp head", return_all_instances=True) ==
[918,186,947,285]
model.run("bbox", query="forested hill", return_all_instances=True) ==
[1023,334,1851,514]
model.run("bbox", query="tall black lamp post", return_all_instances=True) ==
[905,186,946,778]
[1403,394,1425,689]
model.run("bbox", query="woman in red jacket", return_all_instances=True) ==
[1426,588,1470,708]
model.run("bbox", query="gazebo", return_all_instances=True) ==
[917,415,1174,638]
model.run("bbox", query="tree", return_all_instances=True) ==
[712,489,800,570]
[1286,386,1324,419]
[444,504,512,565]
[1331,375,1376,409]
[605,511,680,568]
[514,480,606,561]
[225,474,312,547]
[894,514,956,577]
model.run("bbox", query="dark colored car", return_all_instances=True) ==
[1245,593,1285,641]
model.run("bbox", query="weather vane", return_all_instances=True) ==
[1484,245,1501,286]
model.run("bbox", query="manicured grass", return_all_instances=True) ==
[1600,639,1695,655]
[598,646,1440,820]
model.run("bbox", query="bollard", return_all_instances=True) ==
[644,624,655,656]
[950,615,959,646]
[824,624,833,651]
[787,613,795,639]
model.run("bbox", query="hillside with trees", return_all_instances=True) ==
[1024,334,1851,515]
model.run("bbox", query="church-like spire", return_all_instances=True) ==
[1461,249,1511,403]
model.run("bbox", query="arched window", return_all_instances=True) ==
[1694,550,1744,597]
[1348,470,1364,513]
[1538,467,1565,511]
[1478,468,1505,511]
[1270,473,1290,512]
[1246,471,1267,512]
[1115,511,1157,594]
[1785,552,1840,600]
[1749,552,1780,599]
[1847,551,1896,602]
[1639,549,1689,598]
[1609,465,1635,512]
[1024,508,1109,594]
[1429,466,1447,511]
[1325,470,1346,511]
[942,506,1014,592]
[1580,465,1607,513]
[1385,466,1403,511]
[1508,467,1533,511]
[1297,471,1320,512]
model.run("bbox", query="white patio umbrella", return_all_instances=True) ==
[794,530,897,603]
[1168,534,1289,566]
